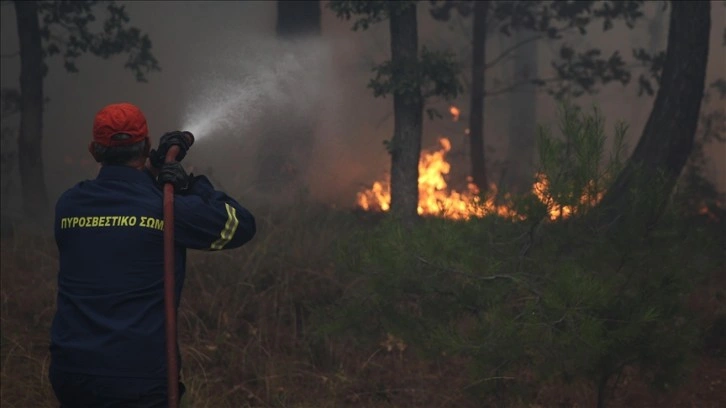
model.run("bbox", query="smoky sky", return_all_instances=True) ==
[1,1,724,214]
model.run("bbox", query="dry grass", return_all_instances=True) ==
[1,205,724,408]
[1,233,58,408]
[0,207,473,408]
[172,205,478,408]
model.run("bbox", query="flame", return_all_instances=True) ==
[697,200,722,222]
[449,106,460,122]
[357,137,518,220]
[356,138,605,221]
[532,173,605,220]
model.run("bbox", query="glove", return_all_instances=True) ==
[149,131,193,169]
[158,162,192,192]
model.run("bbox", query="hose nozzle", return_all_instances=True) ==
[181,131,195,147]
[161,131,196,164]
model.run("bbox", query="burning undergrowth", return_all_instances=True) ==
[356,136,606,222]
[354,101,724,225]
[357,137,520,220]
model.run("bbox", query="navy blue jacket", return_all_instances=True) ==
[50,165,255,378]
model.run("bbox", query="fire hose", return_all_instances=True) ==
[162,132,194,408]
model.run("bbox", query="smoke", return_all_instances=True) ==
[2,0,724,219]
[170,35,378,207]
[180,37,331,143]
[180,79,263,139]
[173,36,337,200]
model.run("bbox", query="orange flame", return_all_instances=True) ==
[357,138,605,221]
[532,173,605,220]
[449,106,461,122]
[357,137,518,220]
[697,201,722,222]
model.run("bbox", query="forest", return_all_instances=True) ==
[1,1,724,407]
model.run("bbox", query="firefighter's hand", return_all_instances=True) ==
[158,162,192,192]
[150,131,193,168]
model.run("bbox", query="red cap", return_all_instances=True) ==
[92,103,149,147]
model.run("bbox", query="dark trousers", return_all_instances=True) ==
[49,369,185,408]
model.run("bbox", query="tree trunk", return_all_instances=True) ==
[469,0,488,191]
[647,3,666,54]
[504,28,538,194]
[14,0,49,218]
[389,3,422,225]
[628,2,666,125]
[593,1,710,229]
[276,0,321,37]
[256,0,321,194]
[596,373,609,408]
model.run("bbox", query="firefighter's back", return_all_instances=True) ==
[51,165,175,379]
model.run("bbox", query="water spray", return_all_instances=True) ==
[180,80,264,140]
[178,37,331,144]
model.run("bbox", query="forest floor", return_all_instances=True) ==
[1,216,724,408]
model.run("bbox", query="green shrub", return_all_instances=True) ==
[314,102,720,408]
[532,101,626,220]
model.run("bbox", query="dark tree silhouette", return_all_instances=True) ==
[504,27,538,194]
[430,1,657,192]
[330,0,461,225]
[257,0,321,193]
[15,1,46,218]
[387,3,423,224]
[277,0,321,37]
[468,0,488,190]
[12,0,159,218]
[593,1,711,231]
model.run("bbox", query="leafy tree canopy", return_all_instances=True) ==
[329,0,462,119]
[429,0,672,98]
[37,0,160,81]
[328,0,418,31]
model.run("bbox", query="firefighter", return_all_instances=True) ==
[49,102,256,407]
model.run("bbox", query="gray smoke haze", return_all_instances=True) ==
[180,38,331,139]
[1,1,724,217]
[172,35,373,206]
